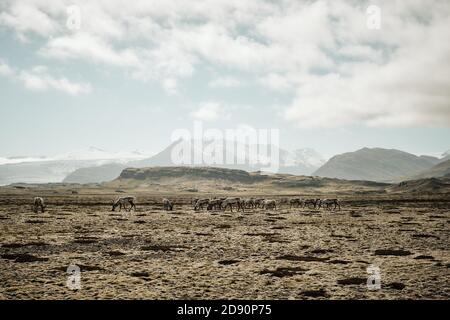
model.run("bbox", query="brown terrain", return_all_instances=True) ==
[0,167,449,299]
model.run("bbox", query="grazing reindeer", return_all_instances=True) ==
[194,198,210,211]
[162,198,174,211]
[191,198,199,207]
[253,198,265,208]
[304,198,320,209]
[207,199,223,211]
[319,198,341,211]
[112,196,136,212]
[244,198,255,209]
[289,198,303,208]
[33,197,46,213]
[262,199,277,210]
[222,197,243,212]
[278,197,289,207]
[238,198,246,212]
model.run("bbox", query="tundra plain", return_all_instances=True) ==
[0,180,449,300]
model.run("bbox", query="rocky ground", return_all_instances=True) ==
[0,189,449,299]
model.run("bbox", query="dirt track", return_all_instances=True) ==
[1,192,449,299]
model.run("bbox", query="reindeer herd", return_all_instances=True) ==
[32,195,340,214]
[189,197,340,212]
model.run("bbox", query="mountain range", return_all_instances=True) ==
[0,147,149,185]
[1,143,449,185]
[63,140,326,184]
[313,148,446,182]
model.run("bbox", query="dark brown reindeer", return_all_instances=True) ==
[163,198,174,211]
[32,197,46,213]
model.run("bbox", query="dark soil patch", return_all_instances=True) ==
[2,242,49,248]
[411,234,439,239]
[259,266,307,278]
[414,255,435,260]
[386,282,406,290]
[374,249,412,256]
[310,249,334,254]
[337,277,366,285]
[195,232,212,236]
[276,255,329,262]
[215,224,231,229]
[300,288,328,297]
[328,259,351,264]
[106,250,126,256]
[72,239,98,244]
[330,234,356,241]
[1,253,48,263]
[55,264,104,272]
[24,220,46,224]
[130,271,150,278]
[218,260,240,265]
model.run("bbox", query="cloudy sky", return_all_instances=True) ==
[0,0,449,159]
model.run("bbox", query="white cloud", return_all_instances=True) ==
[190,102,230,121]
[0,60,15,77]
[0,60,91,95]
[0,2,59,39]
[39,32,140,67]
[209,76,243,88]
[259,73,292,92]
[0,0,449,126]
[19,68,92,95]
[283,5,450,128]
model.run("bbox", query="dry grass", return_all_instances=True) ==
[0,184,449,300]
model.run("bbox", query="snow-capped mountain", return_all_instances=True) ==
[0,142,325,185]
[55,146,148,162]
[131,139,325,175]
[0,147,152,185]
[0,147,149,165]
[284,148,326,169]
[0,156,48,165]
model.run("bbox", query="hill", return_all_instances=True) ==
[389,177,450,194]
[105,165,390,195]
[0,160,104,186]
[413,159,450,179]
[117,166,266,183]
[313,148,436,182]
[63,163,127,184]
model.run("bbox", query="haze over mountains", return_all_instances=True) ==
[0,147,150,185]
[1,142,449,185]
[313,148,448,182]
[413,159,450,179]
[64,140,326,184]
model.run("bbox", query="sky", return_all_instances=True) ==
[0,0,449,160]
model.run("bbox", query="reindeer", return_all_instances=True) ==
[222,197,244,212]
[244,198,255,209]
[253,198,265,208]
[318,198,341,211]
[32,197,46,213]
[207,198,223,211]
[112,196,136,212]
[194,198,210,211]
[191,198,199,207]
[262,199,277,210]
[289,198,303,208]
[162,198,174,211]
[304,198,320,209]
